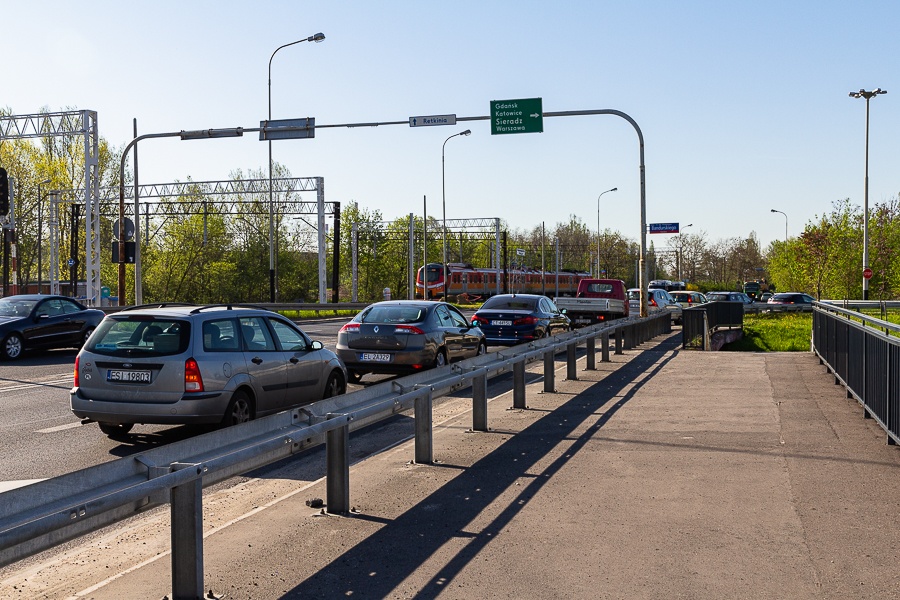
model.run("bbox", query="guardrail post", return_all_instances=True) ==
[615,328,623,354]
[414,389,434,464]
[543,349,555,392]
[566,342,578,380]
[624,324,633,350]
[601,331,610,362]
[586,336,596,370]
[473,372,488,431]
[170,463,204,600]
[326,418,350,514]
[513,360,527,408]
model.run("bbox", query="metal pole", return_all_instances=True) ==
[36,179,50,293]
[597,187,616,278]
[442,129,470,299]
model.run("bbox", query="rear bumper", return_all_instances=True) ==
[70,388,228,425]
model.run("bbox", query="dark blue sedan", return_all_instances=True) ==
[472,294,570,346]
[0,295,105,360]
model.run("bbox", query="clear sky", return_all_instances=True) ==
[2,1,897,251]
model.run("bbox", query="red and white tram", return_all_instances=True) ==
[415,263,589,300]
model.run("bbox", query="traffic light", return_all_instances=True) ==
[0,168,9,216]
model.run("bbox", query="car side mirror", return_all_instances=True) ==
[310,340,323,350]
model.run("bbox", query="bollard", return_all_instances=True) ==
[543,349,556,392]
[473,372,488,431]
[383,287,392,301]
[566,342,578,380]
[414,390,434,463]
[170,464,204,600]
[601,331,610,362]
[513,360,527,408]
[326,421,350,514]
[586,336,596,370]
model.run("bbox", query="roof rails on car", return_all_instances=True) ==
[120,302,198,312]
[189,303,268,314]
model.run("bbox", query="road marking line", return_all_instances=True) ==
[36,422,84,434]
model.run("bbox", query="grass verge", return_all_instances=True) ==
[722,312,812,351]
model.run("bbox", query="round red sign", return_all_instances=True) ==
[863,267,873,280]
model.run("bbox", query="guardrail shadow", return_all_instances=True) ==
[285,336,680,598]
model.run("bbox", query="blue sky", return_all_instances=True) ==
[2,1,897,251]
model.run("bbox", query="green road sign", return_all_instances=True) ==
[490,98,543,135]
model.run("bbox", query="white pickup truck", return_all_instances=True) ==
[554,279,629,328]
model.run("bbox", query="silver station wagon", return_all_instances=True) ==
[71,304,347,437]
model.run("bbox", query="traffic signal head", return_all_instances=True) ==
[0,168,9,216]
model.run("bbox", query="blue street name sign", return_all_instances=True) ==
[649,223,679,234]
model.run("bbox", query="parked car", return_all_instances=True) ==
[767,293,816,310]
[759,292,774,302]
[336,300,486,383]
[472,294,570,345]
[0,294,105,360]
[706,291,755,305]
[669,291,708,308]
[627,288,683,324]
[71,304,347,437]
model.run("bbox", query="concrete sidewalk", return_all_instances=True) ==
[4,332,900,599]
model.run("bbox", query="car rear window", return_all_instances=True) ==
[87,317,191,357]
[481,297,538,310]
[361,306,426,324]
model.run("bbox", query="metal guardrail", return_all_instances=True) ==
[0,313,670,599]
[812,302,900,446]
[682,302,744,349]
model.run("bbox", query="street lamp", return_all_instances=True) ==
[267,32,325,302]
[849,87,887,300]
[677,223,692,282]
[36,178,51,294]
[770,209,787,242]
[596,187,617,277]
[442,129,471,298]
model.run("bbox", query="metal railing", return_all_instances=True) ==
[682,301,744,349]
[812,302,900,445]
[0,313,670,599]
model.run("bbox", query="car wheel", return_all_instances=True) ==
[222,390,253,426]
[2,333,23,360]
[348,370,363,384]
[434,348,448,368]
[98,422,134,438]
[323,371,346,398]
[81,327,95,348]
[476,341,487,356]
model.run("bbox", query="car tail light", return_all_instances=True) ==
[472,315,489,325]
[650,298,658,307]
[514,316,538,325]
[394,324,425,335]
[339,323,360,333]
[184,358,204,392]
[74,356,80,387]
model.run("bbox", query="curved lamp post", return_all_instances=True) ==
[36,178,51,294]
[442,129,471,298]
[267,32,325,302]
[849,87,886,300]
[677,223,692,282]
[596,187,617,277]
[770,209,787,242]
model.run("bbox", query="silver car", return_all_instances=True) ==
[336,300,486,383]
[71,304,347,437]
[627,288,683,324]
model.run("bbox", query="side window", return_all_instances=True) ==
[38,299,64,317]
[60,299,82,314]
[239,316,277,351]
[203,318,240,351]
[435,306,455,328]
[269,318,309,352]
[447,306,469,328]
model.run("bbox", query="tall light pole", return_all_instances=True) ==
[442,129,471,298]
[267,32,325,302]
[849,87,886,301]
[596,187,617,277]
[770,209,787,242]
[36,178,51,294]
[677,223,692,282]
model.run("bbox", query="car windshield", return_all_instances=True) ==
[0,298,36,317]
[360,306,426,324]
[627,290,641,300]
[481,297,538,310]
[87,317,190,357]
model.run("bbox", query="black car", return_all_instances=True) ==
[472,294,570,346]
[0,295,105,360]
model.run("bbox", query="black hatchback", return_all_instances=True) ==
[472,294,570,346]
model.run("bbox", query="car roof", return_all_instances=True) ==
[111,304,274,318]
[0,294,73,301]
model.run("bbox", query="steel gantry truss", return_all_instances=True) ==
[0,110,100,302]
[48,177,331,303]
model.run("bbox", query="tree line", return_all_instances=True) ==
[2,115,898,303]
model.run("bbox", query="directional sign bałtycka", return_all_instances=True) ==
[490,98,543,135]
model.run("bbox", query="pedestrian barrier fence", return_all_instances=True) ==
[0,313,670,599]
[812,302,900,446]
[682,301,744,349]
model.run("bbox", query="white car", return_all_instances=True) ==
[627,288,683,324]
